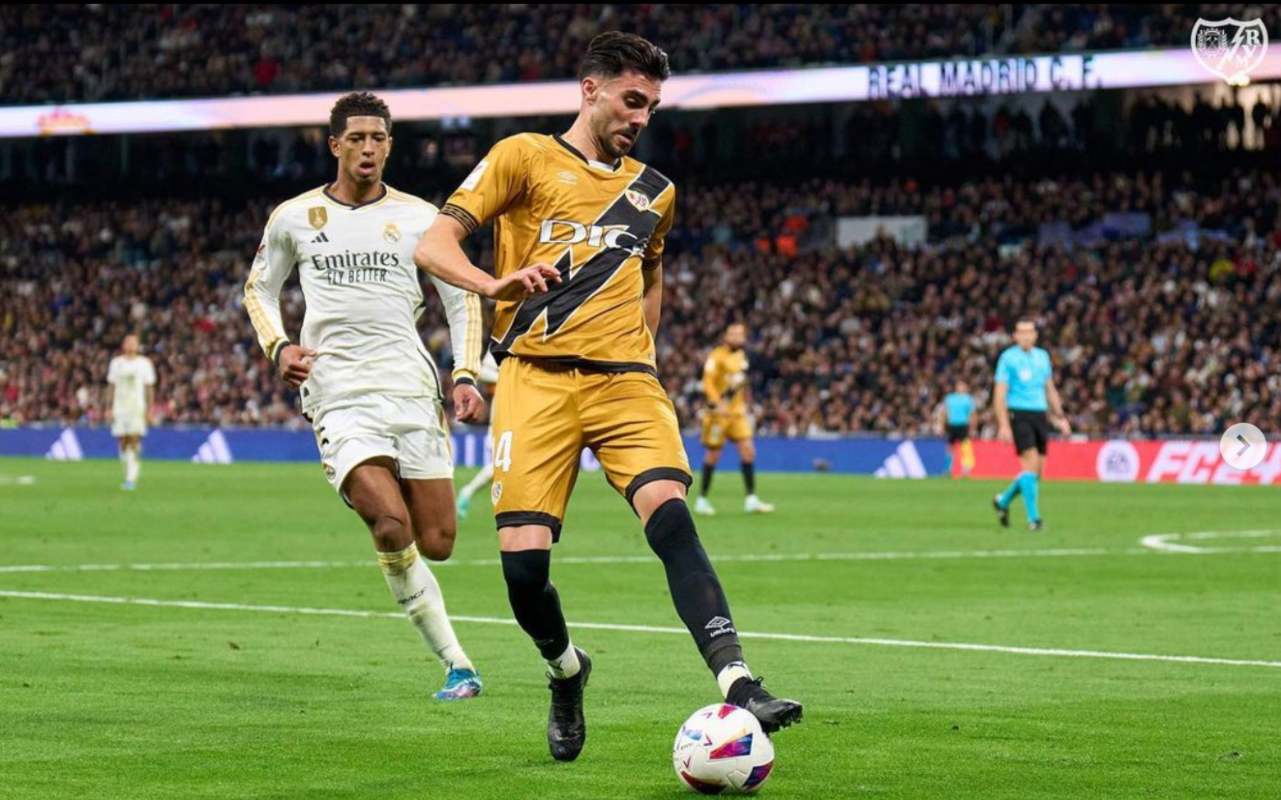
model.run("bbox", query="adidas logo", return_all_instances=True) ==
[192,430,234,464]
[312,232,330,244]
[874,441,927,479]
[45,429,84,461]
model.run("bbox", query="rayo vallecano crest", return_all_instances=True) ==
[1192,18,1268,84]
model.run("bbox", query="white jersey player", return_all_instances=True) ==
[455,351,501,520]
[243,92,486,701]
[106,334,156,490]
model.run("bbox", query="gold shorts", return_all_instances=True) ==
[489,358,692,540]
[700,409,753,449]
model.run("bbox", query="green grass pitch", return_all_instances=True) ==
[1,457,1278,799]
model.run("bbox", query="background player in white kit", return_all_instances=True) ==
[244,93,487,701]
[106,333,156,491]
[455,352,500,520]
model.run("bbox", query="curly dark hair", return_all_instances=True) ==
[329,92,391,138]
[577,31,670,82]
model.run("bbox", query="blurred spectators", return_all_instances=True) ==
[2,3,1234,104]
[3,161,1276,437]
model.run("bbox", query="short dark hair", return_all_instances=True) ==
[1015,316,1037,328]
[329,92,391,138]
[578,31,670,82]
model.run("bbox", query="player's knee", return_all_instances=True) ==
[368,512,410,552]
[740,443,756,462]
[415,524,456,561]
[500,548,551,592]
[644,497,699,553]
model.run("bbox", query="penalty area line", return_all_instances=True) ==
[1,589,1278,671]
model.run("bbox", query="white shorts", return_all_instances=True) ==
[112,414,147,438]
[311,394,454,502]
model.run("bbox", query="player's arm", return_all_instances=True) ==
[244,212,314,388]
[702,353,725,411]
[414,138,559,301]
[428,269,487,423]
[104,376,115,423]
[934,403,946,435]
[1046,379,1072,435]
[144,361,157,423]
[968,405,978,438]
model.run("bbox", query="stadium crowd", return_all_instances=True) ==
[5,4,1271,103]
[3,162,1276,437]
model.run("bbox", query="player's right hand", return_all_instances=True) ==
[278,345,317,389]
[997,424,1014,444]
[484,263,562,301]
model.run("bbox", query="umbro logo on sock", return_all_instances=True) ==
[705,616,736,637]
[312,232,330,243]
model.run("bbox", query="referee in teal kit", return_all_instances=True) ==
[991,318,1072,531]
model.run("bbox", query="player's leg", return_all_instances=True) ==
[737,433,772,513]
[587,371,801,732]
[456,462,494,520]
[121,434,142,489]
[490,359,588,760]
[388,396,482,697]
[402,478,459,561]
[343,459,478,698]
[696,413,723,515]
[959,436,976,477]
[115,436,130,489]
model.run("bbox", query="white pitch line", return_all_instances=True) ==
[1140,529,1281,554]
[0,546,1205,574]
[1,589,1278,670]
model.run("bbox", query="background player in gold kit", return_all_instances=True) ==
[694,322,775,516]
[415,32,801,763]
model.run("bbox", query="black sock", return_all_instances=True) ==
[741,462,756,495]
[700,463,715,497]
[500,549,570,661]
[644,498,743,676]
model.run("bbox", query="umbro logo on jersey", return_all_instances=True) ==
[312,232,330,244]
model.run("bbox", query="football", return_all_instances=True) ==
[672,704,775,794]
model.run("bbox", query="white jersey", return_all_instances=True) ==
[478,352,500,385]
[107,355,156,418]
[243,184,484,414]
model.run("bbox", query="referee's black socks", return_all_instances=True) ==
[644,498,744,675]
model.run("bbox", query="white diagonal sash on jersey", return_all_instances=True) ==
[494,166,672,350]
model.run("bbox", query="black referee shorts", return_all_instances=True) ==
[1010,409,1050,455]
[946,424,970,444]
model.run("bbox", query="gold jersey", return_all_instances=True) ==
[441,133,676,372]
[703,344,749,415]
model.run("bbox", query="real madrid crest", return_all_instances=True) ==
[308,207,328,230]
[383,222,402,243]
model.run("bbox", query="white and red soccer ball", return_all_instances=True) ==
[672,703,775,794]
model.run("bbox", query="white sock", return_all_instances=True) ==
[124,449,140,483]
[716,661,753,699]
[378,543,473,672]
[546,643,581,679]
[459,463,494,502]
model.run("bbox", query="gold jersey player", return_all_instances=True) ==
[694,322,775,516]
[415,32,801,761]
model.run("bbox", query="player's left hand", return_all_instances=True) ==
[1056,417,1072,436]
[453,383,486,423]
